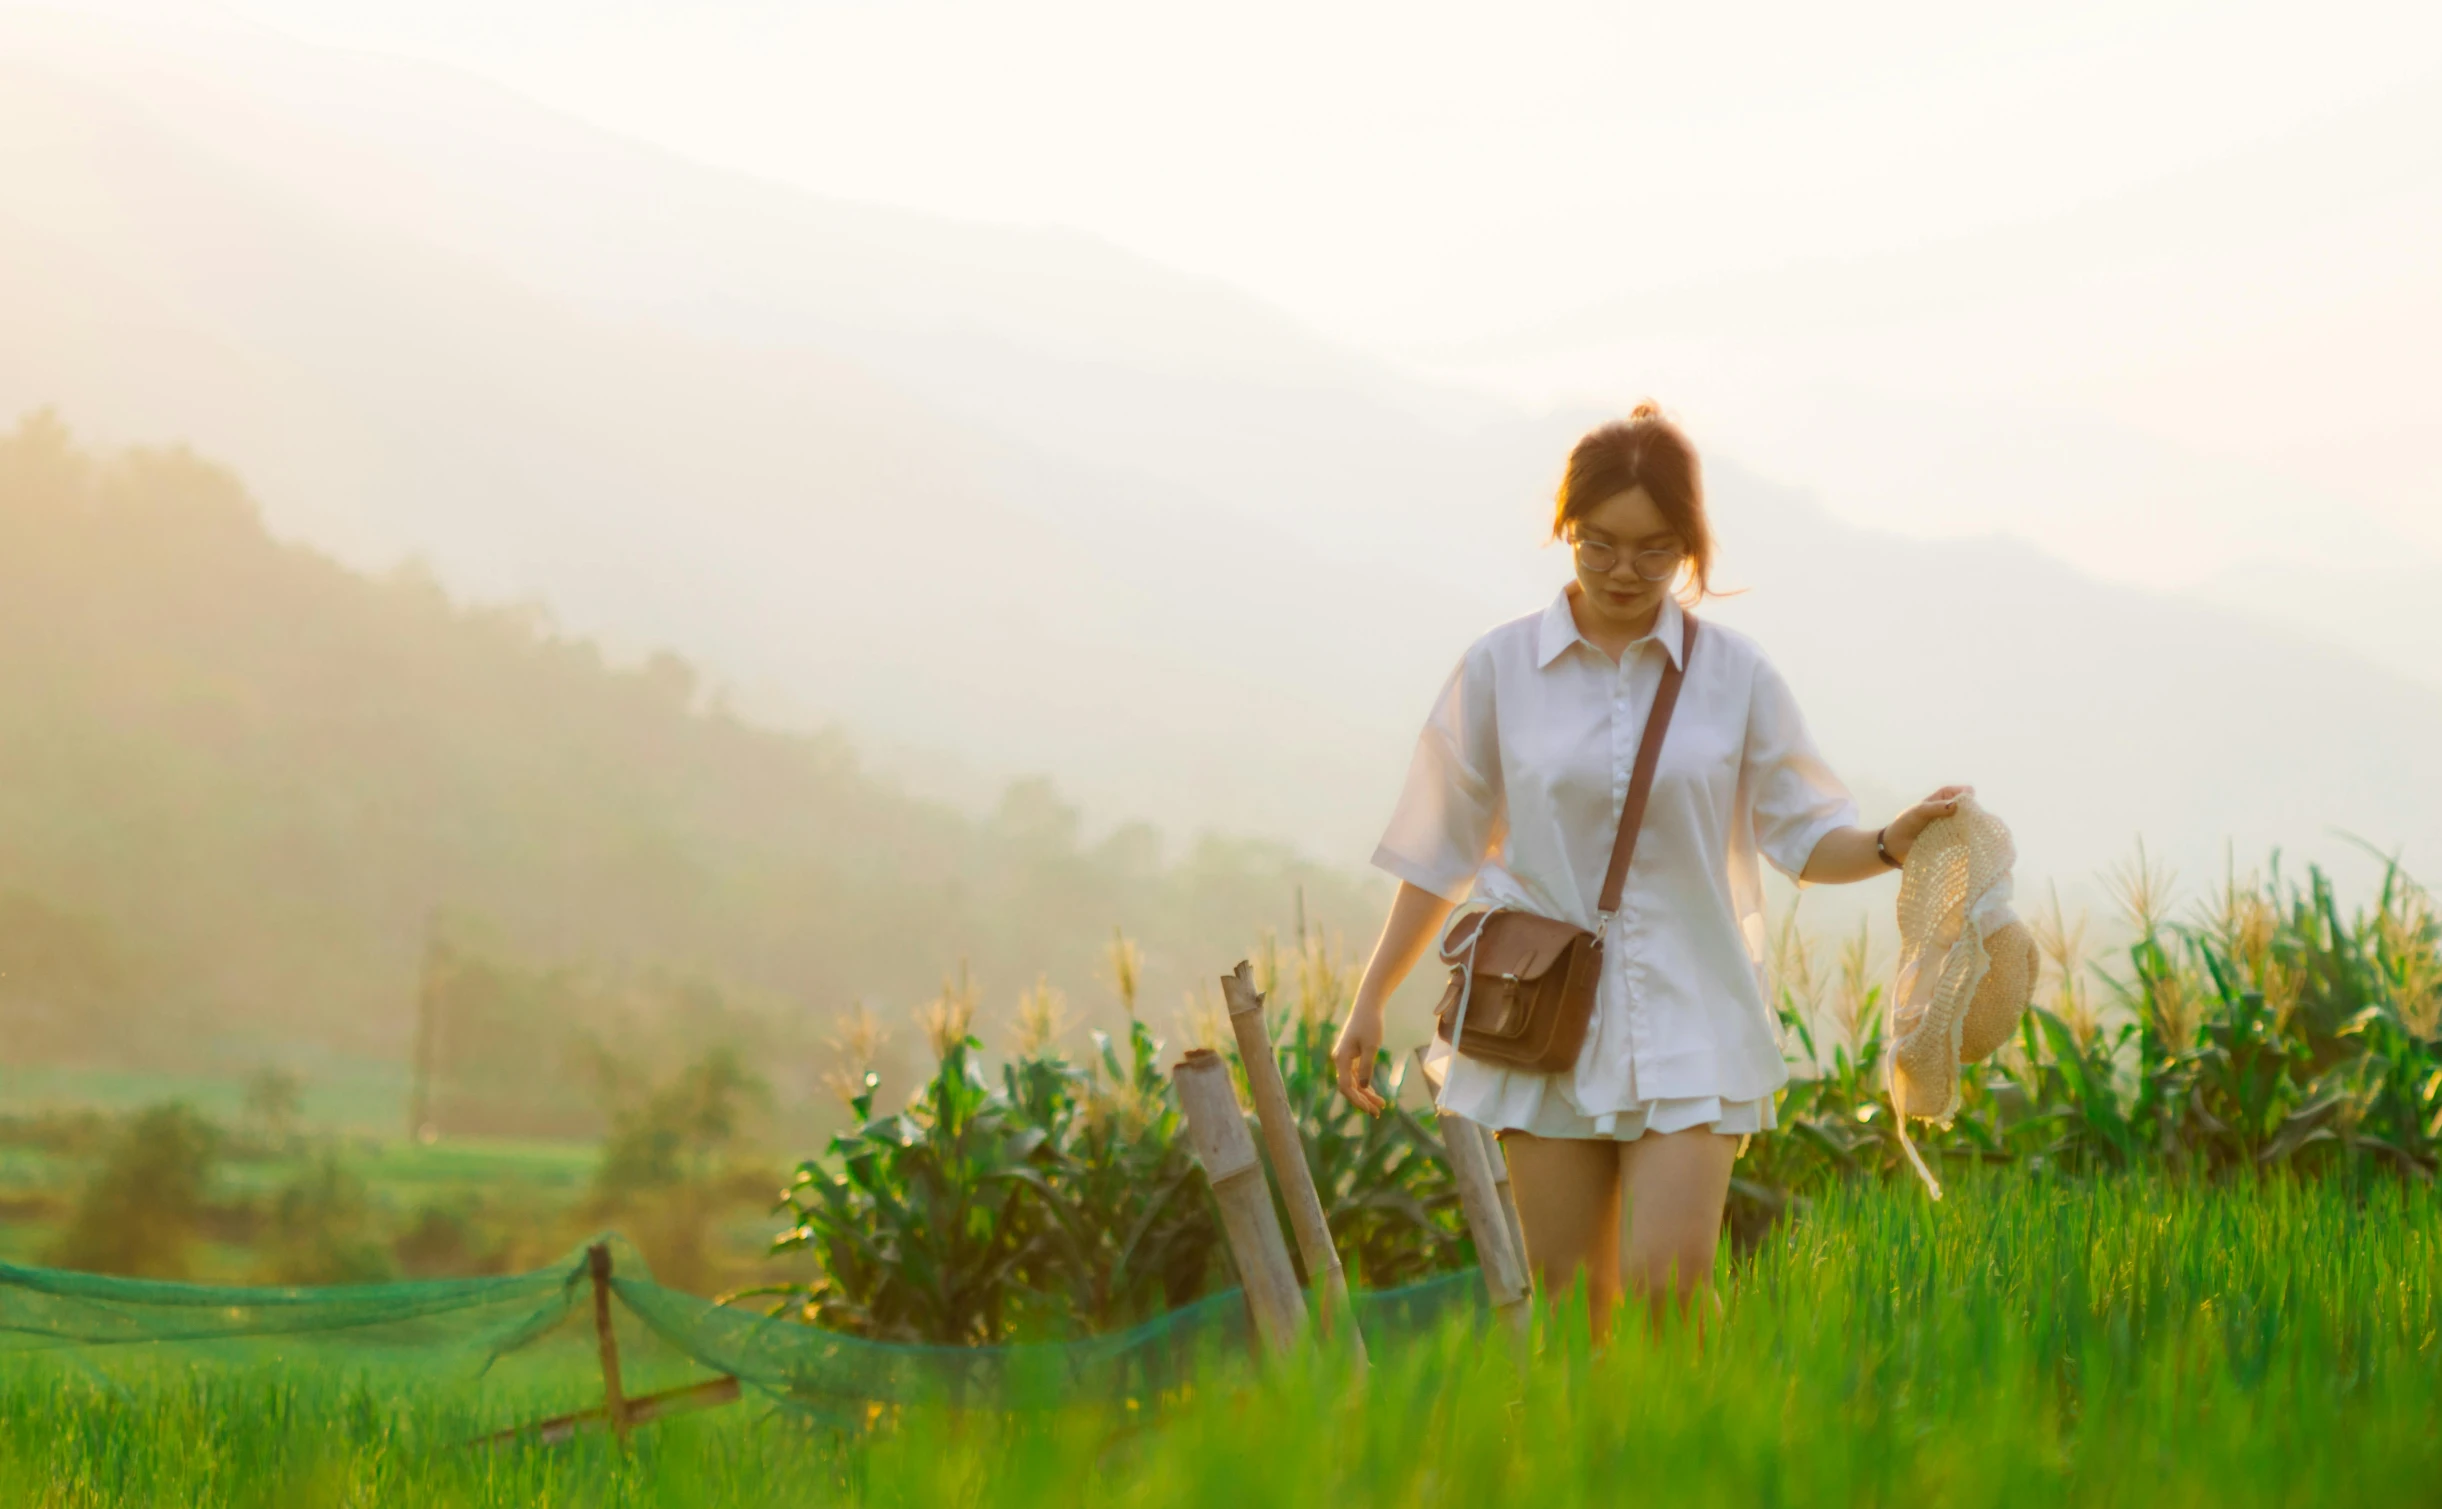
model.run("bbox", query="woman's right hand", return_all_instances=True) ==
[1331,1002,1388,1115]
[1332,881,1458,1117]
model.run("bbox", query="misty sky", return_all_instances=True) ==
[31,0,2442,637]
[63,0,2442,587]
[4,0,2440,915]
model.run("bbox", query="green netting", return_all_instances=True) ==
[612,1267,1483,1424]
[0,1251,585,1363]
[0,1238,1486,1425]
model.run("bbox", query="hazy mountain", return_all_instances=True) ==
[0,42,1516,854]
[0,415,1395,1072]
[2,15,2434,909]
[1698,490,2442,901]
[2189,562,2442,694]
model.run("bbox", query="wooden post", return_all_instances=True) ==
[466,1241,745,1450]
[409,924,445,1143]
[1171,1048,1307,1358]
[586,1242,628,1443]
[1415,1050,1531,1352]
[1219,960,1366,1365]
[470,1376,741,1449]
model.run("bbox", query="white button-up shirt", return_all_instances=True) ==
[1373,586,1858,1127]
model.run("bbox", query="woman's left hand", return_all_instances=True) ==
[1882,784,1975,865]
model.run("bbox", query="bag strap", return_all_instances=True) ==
[1594,611,1699,927]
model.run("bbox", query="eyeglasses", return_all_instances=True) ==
[1567,531,1684,582]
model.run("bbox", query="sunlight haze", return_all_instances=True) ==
[5,0,2438,907]
[2,8,2439,1471]
[50,1,2442,594]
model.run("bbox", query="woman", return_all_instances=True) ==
[1329,402,1968,1342]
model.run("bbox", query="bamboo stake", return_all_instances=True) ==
[1467,1117,1528,1278]
[1440,1111,1531,1326]
[1414,1050,1530,1350]
[1219,960,1366,1365]
[1172,1048,1308,1358]
[586,1243,628,1443]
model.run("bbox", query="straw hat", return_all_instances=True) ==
[1887,793,2037,1198]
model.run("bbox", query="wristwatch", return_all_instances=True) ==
[1876,827,1903,869]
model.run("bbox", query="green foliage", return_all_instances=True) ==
[47,1102,221,1278]
[254,1146,395,1286]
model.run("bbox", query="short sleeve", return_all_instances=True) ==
[1371,645,1506,902]
[1743,655,1860,881]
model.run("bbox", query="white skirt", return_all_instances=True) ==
[1485,1089,1777,1141]
[1428,1040,1778,1142]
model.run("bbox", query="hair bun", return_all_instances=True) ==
[1628,399,1665,422]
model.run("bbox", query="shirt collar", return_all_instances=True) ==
[1536,583,1687,671]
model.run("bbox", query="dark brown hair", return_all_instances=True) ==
[1550,399,1713,604]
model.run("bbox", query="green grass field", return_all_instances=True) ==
[6,1170,2434,1508]
[0,1127,607,1271]
[0,1069,797,1287]
[0,1061,416,1134]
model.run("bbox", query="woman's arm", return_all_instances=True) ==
[1330,881,1459,1114]
[1799,784,1974,884]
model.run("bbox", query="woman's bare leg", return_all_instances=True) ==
[1617,1127,1740,1334]
[1498,1131,1624,1344]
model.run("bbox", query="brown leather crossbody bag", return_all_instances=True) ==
[1433,612,1698,1074]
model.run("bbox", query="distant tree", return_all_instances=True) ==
[637,649,699,710]
[255,1147,393,1285]
[48,1103,220,1279]
[392,1199,500,1279]
[240,1066,305,1150]
[588,1043,770,1293]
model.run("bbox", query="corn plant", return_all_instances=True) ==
[758,1029,1072,1344]
[1746,915,1901,1207]
[750,947,1231,1343]
[761,849,2438,1344]
[1003,1008,1222,1332]
[1744,846,2438,1233]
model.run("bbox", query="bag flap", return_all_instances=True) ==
[1469,910,1587,981]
